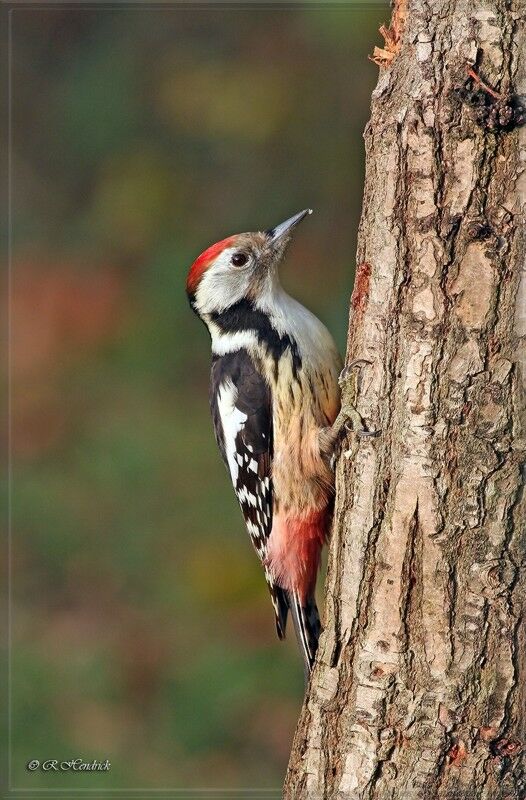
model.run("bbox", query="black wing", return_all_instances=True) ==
[210,349,287,637]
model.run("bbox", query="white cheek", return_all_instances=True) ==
[195,271,247,314]
[195,250,253,314]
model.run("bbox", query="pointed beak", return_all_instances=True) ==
[266,208,313,242]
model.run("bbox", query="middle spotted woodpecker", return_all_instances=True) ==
[186,209,371,676]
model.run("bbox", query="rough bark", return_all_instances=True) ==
[285,2,526,798]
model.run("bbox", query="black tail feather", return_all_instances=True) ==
[287,591,321,680]
[269,584,321,679]
[270,584,289,640]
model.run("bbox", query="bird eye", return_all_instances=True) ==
[231,252,249,267]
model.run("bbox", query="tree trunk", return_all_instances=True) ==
[285,2,525,798]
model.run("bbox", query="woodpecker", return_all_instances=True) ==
[186,210,363,676]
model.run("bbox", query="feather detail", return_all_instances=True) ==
[210,349,286,635]
[288,591,321,677]
[265,510,329,602]
[186,236,236,297]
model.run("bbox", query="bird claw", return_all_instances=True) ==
[346,422,381,438]
[344,416,381,439]
[338,359,378,440]
[338,358,373,389]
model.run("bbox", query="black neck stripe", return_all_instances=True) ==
[210,299,301,379]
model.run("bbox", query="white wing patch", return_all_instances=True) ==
[216,380,247,484]
[211,350,274,574]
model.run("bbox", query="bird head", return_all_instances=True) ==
[186,209,312,316]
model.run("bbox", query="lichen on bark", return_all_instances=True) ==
[284,2,526,798]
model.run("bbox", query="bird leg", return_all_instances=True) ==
[319,359,379,466]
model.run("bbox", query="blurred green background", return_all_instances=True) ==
[8,4,385,791]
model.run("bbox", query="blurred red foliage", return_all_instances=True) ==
[9,259,125,458]
[11,259,124,379]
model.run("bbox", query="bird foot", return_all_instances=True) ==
[337,359,379,439]
[338,358,373,389]
[320,360,379,467]
[331,405,380,442]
